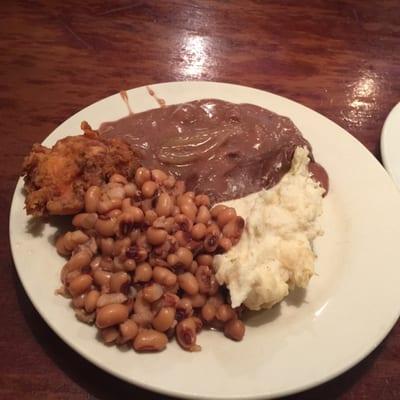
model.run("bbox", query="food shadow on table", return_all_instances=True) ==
[11,262,385,400]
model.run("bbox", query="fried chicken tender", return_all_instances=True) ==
[22,122,139,216]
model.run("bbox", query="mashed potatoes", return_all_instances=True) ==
[214,147,325,310]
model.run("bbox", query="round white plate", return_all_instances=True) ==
[10,82,400,400]
[381,102,400,188]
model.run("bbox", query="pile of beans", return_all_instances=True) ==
[55,167,246,352]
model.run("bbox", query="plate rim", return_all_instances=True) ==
[10,81,400,400]
[381,101,400,187]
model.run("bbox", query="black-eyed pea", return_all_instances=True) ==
[55,236,70,256]
[203,233,219,253]
[146,227,167,246]
[166,253,179,267]
[133,291,153,321]
[194,194,210,207]
[90,255,101,271]
[163,174,176,189]
[207,294,224,308]
[100,238,114,256]
[93,269,112,288]
[84,290,100,313]
[161,292,180,308]
[176,318,201,352]
[210,204,227,219]
[97,198,122,215]
[155,193,173,217]
[141,198,153,212]
[151,169,168,183]
[175,214,193,232]
[72,293,86,309]
[126,245,148,263]
[113,255,126,272]
[142,283,164,303]
[96,303,129,328]
[224,319,245,341]
[180,200,197,221]
[110,173,128,185]
[216,304,235,322]
[196,205,211,224]
[134,262,152,283]
[123,259,136,272]
[174,230,190,247]
[144,209,158,225]
[176,193,191,207]
[64,269,81,285]
[171,205,180,217]
[75,308,96,324]
[110,271,130,293]
[173,180,186,196]
[142,181,157,198]
[216,207,237,228]
[175,298,193,321]
[196,254,213,267]
[118,212,136,236]
[153,216,175,233]
[124,183,137,197]
[129,229,140,243]
[222,216,245,243]
[189,260,198,274]
[178,272,199,295]
[131,313,152,328]
[85,186,101,213]
[119,319,138,343]
[219,237,233,252]
[106,208,122,219]
[122,197,132,211]
[70,230,92,250]
[101,326,120,343]
[185,191,195,200]
[187,293,207,308]
[175,247,193,268]
[207,223,221,237]
[96,293,127,308]
[72,213,98,230]
[107,184,126,200]
[152,307,176,332]
[133,329,168,352]
[191,316,203,332]
[165,282,179,294]
[131,206,145,222]
[99,256,114,271]
[191,223,207,240]
[62,232,76,252]
[95,217,117,237]
[65,250,92,272]
[195,265,219,295]
[135,167,151,187]
[152,267,177,287]
[201,302,216,322]
[68,274,93,297]
[113,237,131,256]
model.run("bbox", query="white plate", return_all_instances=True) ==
[10,82,400,400]
[381,102,400,188]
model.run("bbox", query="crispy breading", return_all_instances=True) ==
[22,123,139,216]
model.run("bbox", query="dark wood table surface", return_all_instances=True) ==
[1,1,399,399]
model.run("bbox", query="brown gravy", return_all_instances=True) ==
[100,99,328,202]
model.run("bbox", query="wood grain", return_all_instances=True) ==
[1,1,399,399]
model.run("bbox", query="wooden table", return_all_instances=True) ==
[1,1,399,399]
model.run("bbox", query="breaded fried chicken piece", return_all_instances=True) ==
[22,122,139,216]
